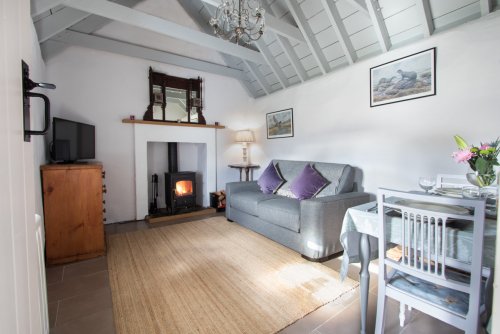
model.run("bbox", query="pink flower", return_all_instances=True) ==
[480,144,490,150]
[452,149,474,163]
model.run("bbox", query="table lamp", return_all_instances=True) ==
[235,130,254,164]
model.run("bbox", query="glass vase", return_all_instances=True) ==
[466,171,496,188]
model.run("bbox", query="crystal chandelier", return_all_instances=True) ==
[209,0,265,45]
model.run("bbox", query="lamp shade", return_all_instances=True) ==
[235,130,255,143]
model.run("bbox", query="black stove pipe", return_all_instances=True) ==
[168,142,178,173]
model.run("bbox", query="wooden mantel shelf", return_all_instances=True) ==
[122,119,225,129]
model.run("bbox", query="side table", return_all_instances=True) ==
[228,164,260,181]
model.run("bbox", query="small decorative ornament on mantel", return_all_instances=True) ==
[452,135,500,188]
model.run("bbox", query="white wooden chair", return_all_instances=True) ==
[375,188,488,333]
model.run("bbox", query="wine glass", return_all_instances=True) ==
[418,176,436,194]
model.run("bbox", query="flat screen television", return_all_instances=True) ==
[51,117,95,163]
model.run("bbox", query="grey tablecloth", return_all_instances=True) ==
[339,201,497,281]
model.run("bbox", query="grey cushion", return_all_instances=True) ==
[258,197,301,232]
[273,160,354,198]
[230,191,275,216]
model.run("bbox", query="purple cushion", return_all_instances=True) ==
[257,162,285,194]
[289,164,329,200]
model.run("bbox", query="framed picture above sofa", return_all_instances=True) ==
[266,108,294,139]
[370,47,436,107]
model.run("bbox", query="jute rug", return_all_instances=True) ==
[108,217,358,334]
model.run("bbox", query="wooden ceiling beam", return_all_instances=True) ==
[365,0,391,52]
[415,0,434,37]
[31,0,65,17]
[62,0,266,64]
[321,0,357,65]
[49,30,248,80]
[244,61,271,95]
[480,0,494,16]
[276,35,307,82]
[35,7,91,42]
[285,0,329,74]
[256,39,289,88]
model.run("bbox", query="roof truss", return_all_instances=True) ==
[32,0,498,99]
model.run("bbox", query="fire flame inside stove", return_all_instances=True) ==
[175,180,193,196]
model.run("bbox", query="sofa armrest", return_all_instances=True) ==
[225,181,260,219]
[300,192,370,259]
[226,181,260,196]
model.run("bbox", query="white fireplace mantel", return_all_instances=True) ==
[127,120,221,220]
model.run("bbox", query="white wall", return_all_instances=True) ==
[245,11,500,196]
[46,47,251,222]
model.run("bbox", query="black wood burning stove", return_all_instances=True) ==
[165,142,197,213]
[165,171,196,213]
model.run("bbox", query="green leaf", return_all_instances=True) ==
[454,135,468,149]
[475,157,490,174]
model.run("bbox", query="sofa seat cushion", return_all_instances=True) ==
[230,191,275,216]
[258,197,301,232]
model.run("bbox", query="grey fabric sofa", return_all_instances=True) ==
[226,160,370,261]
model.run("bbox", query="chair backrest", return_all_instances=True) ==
[377,189,486,295]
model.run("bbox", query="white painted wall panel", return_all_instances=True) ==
[275,53,290,67]
[429,0,478,18]
[335,0,358,18]
[315,26,338,48]
[282,64,297,78]
[267,40,283,56]
[293,42,313,58]
[288,75,301,85]
[356,42,381,58]
[300,53,319,70]
[433,2,481,31]
[350,26,379,50]
[344,12,373,35]
[307,10,331,34]
[322,42,344,62]
[385,6,421,37]
[379,0,415,18]
[306,65,322,78]
[300,0,324,19]
[328,56,348,69]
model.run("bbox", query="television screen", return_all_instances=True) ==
[52,117,95,162]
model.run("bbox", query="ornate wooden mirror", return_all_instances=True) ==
[144,67,206,124]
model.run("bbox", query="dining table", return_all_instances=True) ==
[339,200,497,334]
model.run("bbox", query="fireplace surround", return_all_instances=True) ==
[130,121,217,220]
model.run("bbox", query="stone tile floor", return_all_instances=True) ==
[47,213,468,334]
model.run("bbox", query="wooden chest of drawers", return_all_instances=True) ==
[41,163,105,264]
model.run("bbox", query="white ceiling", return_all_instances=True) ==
[33,0,499,98]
